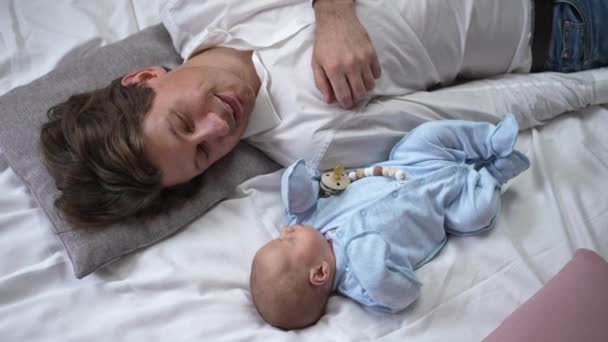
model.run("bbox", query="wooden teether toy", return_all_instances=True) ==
[320,164,407,197]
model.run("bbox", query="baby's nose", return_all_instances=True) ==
[280,226,295,236]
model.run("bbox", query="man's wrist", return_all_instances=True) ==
[312,0,355,20]
[312,0,354,9]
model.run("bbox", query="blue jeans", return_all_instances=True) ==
[544,0,608,72]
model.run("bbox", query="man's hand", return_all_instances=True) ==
[312,0,381,109]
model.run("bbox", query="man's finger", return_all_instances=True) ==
[362,65,376,92]
[329,73,353,109]
[370,51,382,79]
[312,61,334,103]
[347,71,368,104]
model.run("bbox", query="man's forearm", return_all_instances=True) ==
[312,0,357,41]
[401,69,608,130]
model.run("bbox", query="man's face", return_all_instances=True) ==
[138,65,256,186]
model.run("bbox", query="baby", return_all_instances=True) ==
[250,114,530,329]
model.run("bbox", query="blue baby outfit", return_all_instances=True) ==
[281,114,530,313]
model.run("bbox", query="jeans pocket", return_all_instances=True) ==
[561,21,584,61]
[557,1,586,70]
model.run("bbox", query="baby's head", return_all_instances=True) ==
[250,224,336,330]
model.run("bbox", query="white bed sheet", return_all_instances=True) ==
[1,1,608,341]
[0,0,161,94]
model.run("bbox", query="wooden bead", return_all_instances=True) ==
[356,168,365,179]
[348,171,357,181]
[373,166,383,176]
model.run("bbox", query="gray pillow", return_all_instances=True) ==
[0,25,280,279]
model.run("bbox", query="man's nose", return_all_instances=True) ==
[188,111,230,143]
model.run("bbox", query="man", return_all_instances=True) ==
[41,0,608,226]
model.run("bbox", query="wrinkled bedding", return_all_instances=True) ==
[1,1,607,341]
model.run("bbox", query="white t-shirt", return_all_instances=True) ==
[160,0,608,170]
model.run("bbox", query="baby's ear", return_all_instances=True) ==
[309,261,330,286]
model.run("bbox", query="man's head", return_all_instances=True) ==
[40,58,257,227]
[250,225,336,330]
[123,63,256,186]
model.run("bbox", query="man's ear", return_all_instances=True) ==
[121,66,168,86]
[309,261,330,287]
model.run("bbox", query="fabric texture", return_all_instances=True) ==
[281,116,530,313]
[0,24,280,279]
[484,248,608,342]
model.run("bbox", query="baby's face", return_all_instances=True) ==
[262,224,332,266]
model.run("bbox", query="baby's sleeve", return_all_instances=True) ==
[344,232,422,313]
[281,160,320,217]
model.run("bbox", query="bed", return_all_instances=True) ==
[1,1,607,341]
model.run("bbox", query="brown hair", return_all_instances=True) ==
[40,77,202,228]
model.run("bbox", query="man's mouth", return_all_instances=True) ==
[216,94,242,126]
